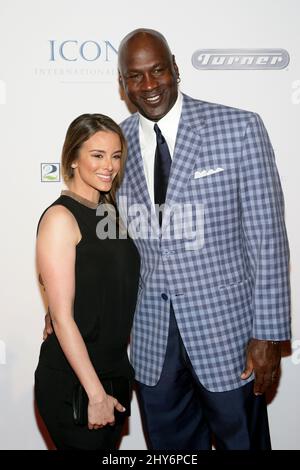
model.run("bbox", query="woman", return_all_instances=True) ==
[35,114,140,450]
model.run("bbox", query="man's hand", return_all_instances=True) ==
[43,308,53,340]
[241,338,281,395]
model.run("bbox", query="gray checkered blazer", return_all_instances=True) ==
[118,94,291,392]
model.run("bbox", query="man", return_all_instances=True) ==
[116,29,290,450]
[45,28,290,450]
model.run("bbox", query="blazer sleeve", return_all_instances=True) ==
[239,113,291,340]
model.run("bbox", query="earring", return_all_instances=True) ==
[177,77,181,84]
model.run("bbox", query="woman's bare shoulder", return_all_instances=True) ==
[38,204,79,241]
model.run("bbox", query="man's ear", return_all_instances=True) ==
[172,55,180,80]
[118,71,123,87]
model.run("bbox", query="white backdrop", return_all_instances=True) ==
[0,0,299,450]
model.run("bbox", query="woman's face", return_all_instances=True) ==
[72,130,122,193]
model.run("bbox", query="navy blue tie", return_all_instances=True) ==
[154,124,172,225]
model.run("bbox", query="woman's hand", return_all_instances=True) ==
[88,394,125,430]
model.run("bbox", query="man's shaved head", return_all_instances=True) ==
[118,29,173,67]
[118,29,179,121]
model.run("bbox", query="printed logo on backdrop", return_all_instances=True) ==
[41,163,60,182]
[34,39,118,84]
[0,80,6,104]
[192,49,290,70]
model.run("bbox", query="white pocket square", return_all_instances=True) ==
[194,167,224,179]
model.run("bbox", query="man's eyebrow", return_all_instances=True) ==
[126,62,166,73]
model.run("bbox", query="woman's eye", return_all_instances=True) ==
[92,154,103,158]
[113,154,121,159]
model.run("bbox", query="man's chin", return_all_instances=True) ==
[140,106,167,122]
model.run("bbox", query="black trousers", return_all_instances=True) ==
[136,307,271,450]
[35,365,125,450]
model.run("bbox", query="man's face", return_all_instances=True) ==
[119,34,179,122]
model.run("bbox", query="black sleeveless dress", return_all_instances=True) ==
[34,191,140,450]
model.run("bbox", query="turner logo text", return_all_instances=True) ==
[192,49,290,70]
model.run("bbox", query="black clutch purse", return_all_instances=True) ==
[72,376,132,426]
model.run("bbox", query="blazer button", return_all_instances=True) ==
[161,293,168,301]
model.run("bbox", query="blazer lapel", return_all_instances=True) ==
[124,116,159,236]
[123,96,207,236]
[163,96,206,232]
[125,117,151,207]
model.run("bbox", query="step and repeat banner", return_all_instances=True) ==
[0,0,299,450]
